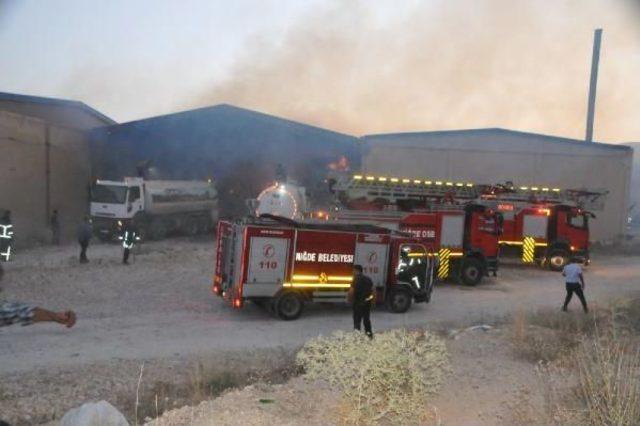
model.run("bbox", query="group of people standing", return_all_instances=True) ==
[75,215,139,265]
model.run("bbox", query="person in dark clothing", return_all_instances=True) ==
[351,264,374,338]
[119,222,140,265]
[76,216,93,263]
[562,257,588,313]
[50,209,60,245]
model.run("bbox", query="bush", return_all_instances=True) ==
[296,329,449,425]
[575,338,640,425]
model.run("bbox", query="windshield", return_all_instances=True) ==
[568,213,587,230]
[396,244,428,288]
[91,184,128,204]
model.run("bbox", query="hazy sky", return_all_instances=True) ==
[1,0,639,142]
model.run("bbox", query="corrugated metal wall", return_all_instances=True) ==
[362,130,632,242]
[0,110,90,246]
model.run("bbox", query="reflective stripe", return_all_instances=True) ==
[437,248,451,279]
[522,236,536,263]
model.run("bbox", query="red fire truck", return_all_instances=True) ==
[480,184,602,270]
[329,175,501,285]
[330,174,604,272]
[213,216,437,320]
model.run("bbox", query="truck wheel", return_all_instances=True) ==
[185,218,200,236]
[198,216,212,234]
[548,249,569,271]
[275,291,304,320]
[97,234,112,243]
[460,258,483,286]
[387,288,412,313]
[149,220,167,240]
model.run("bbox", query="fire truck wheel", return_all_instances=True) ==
[275,291,304,320]
[387,288,412,313]
[548,249,569,271]
[460,258,483,286]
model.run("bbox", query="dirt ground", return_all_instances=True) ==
[1,238,639,424]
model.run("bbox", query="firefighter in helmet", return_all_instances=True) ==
[119,221,140,265]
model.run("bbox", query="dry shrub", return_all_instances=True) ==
[575,338,640,425]
[510,309,582,363]
[510,299,640,425]
[296,329,449,425]
[509,300,638,363]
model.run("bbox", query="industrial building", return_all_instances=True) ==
[0,92,115,245]
[90,104,359,217]
[362,128,634,241]
[0,90,634,245]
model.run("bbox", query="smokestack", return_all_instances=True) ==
[585,28,603,142]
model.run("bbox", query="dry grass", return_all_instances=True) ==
[509,297,640,425]
[509,297,640,363]
[127,348,299,424]
[575,339,640,425]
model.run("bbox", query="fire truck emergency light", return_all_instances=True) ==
[350,174,568,195]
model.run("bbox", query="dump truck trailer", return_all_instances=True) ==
[90,177,218,240]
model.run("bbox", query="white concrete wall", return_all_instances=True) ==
[363,131,633,242]
[0,110,90,246]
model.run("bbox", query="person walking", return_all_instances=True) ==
[76,215,93,264]
[562,257,588,313]
[351,264,374,338]
[50,209,60,245]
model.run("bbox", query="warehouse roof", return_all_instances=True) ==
[0,91,116,128]
[363,128,631,152]
[101,103,354,140]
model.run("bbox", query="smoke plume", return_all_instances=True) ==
[196,0,640,142]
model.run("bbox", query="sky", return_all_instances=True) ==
[1,0,639,142]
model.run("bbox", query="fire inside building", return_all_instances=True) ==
[0,91,635,247]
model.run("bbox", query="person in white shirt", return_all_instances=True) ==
[561,258,588,313]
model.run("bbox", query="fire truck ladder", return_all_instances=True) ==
[332,175,608,215]
[480,183,607,207]
[333,174,479,206]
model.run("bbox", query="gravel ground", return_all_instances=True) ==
[1,238,639,424]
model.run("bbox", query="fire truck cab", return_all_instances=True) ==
[495,202,592,270]
[213,216,437,320]
[329,174,501,285]
[334,204,500,286]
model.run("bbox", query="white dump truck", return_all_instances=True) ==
[90,177,218,240]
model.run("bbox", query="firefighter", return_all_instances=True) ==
[351,264,374,338]
[119,221,140,265]
[561,257,588,313]
[0,210,14,282]
[76,215,93,264]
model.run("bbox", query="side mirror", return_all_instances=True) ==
[127,203,133,212]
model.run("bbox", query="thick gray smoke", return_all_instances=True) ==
[197,0,640,143]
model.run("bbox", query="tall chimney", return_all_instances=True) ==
[585,28,603,142]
